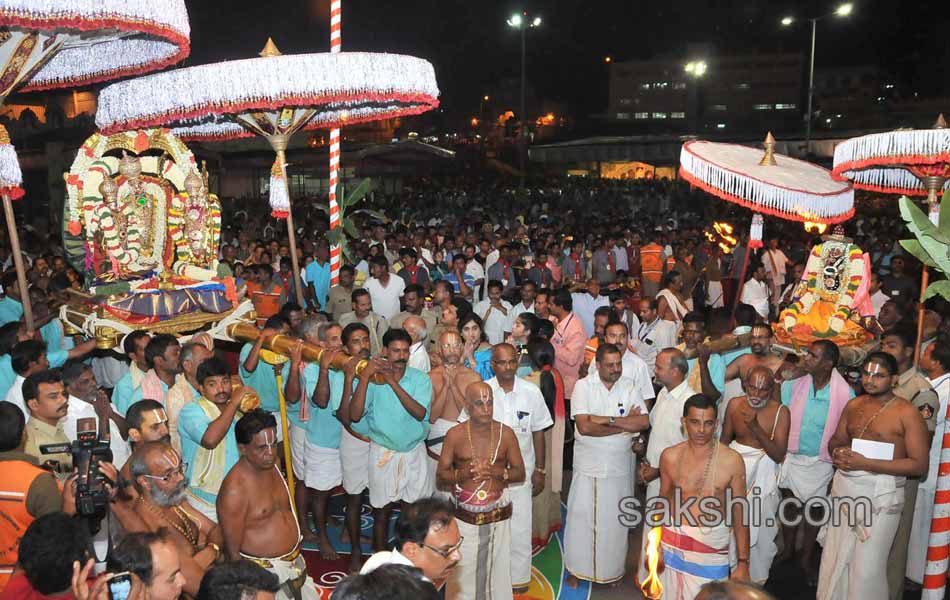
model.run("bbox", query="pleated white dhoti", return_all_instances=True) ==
[779,452,834,501]
[660,523,732,600]
[816,470,905,600]
[729,441,780,584]
[368,442,434,508]
[906,482,936,583]
[446,508,513,600]
[508,481,534,588]
[426,418,456,501]
[563,471,634,583]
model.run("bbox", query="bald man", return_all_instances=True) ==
[403,317,431,373]
[427,331,481,492]
[721,366,790,585]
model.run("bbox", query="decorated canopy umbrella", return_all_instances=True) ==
[679,134,855,317]
[0,0,190,330]
[832,116,950,600]
[832,116,949,363]
[96,42,439,487]
[95,40,440,309]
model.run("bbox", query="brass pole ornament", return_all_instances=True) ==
[758,132,777,166]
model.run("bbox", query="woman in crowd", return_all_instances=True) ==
[459,313,494,380]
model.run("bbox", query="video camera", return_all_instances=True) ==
[40,417,113,518]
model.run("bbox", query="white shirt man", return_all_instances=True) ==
[407,340,431,373]
[565,362,650,584]
[3,375,26,418]
[762,247,790,290]
[63,395,130,469]
[612,244,629,273]
[571,292,610,338]
[465,259,485,303]
[473,297,513,345]
[741,277,771,320]
[633,318,678,377]
[365,275,405,321]
[471,374,552,590]
[505,300,535,334]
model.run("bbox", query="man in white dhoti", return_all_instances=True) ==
[637,348,696,583]
[350,330,434,555]
[820,352,929,600]
[564,343,650,587]
[721,366,790,584]
[658,394,750,599]
[777,340,853,585]
[907,336,950,585]
[477,344,552,593]
[426,331,481,497]
[437,382,526,600]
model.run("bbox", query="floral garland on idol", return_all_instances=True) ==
[0,0,190,95]
[0,124,24,199]
[783,242,864,335]
[64,129,197,281]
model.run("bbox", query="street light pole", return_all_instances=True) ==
[805,18,817,156]
[520,20,527,189]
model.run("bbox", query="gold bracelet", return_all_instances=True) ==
[535,467,546,475]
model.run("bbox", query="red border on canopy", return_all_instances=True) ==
[0,13,190,92]
[682,140,853,197]
[98,91,440,140]
[679,166,855,225]
[831,153,950,197]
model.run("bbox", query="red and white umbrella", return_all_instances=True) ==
[679,135,854,316]
[0,0,190,330]
[96,41,440,305]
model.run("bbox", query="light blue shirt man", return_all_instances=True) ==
[305,260,331,310]
[781,379,855,456]
[0,296,22,326]
[687,354,727,394]
[178,400,240,506]
[360,367,432,453]
[300,365,344,449]
[239,343,290,414]
[0,348,69,399]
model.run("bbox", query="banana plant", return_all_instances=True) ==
[898,190,950,301]
[316,178,388,263]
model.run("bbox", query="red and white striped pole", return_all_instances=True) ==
[923,399,950,600]
[328,0,342,286]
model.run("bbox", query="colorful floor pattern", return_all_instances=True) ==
[300,493,591,600]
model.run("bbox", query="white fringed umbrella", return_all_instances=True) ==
[0,0,190,330]
[679,134,854,318]
[96,40,440,307]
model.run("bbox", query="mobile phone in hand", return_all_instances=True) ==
[108,572,132,600]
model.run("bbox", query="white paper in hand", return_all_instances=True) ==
[851,438,895,461]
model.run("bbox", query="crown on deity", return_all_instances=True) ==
[184,170,203,196]
[99,175,119,198]
[118,150,142,180]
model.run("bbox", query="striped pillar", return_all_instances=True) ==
[328,0,342,286]
[923,400,950,600]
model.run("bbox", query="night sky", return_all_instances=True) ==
[185,0,949,127]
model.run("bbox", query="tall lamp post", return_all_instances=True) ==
[684,60,707,134]
[781,2,853,157]
[507,11,541,189]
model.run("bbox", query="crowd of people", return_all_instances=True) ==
[0,176,947,600]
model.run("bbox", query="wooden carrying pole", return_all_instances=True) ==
[227,322,385,384]
[2,193,32,331]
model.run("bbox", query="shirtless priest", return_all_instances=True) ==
[819,352,928,600]
[217,410,319,600]
[438,382,525,600]
[658,394,750,599]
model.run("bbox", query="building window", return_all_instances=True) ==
[716,123,726,129]
[652,112,668,119]
[616,112,631,120]
[753,103,773,110]
[634,112,650,119]
[673,82,686,90]
[620,98,633,106]
[671,112,686,119]
[653,82,669,90]
[710,104,727,111]
[775,103,797,110]
[734,83,751,90]
[639,83,651,91]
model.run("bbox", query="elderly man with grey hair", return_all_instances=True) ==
[403,316,431,374]
[166,338,213,453]
[284,315,345,554]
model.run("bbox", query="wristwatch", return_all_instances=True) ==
[609,416,617,426]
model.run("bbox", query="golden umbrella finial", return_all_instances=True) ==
[758,131,777,166]
[259,38,282,58]
[934,113,947,129]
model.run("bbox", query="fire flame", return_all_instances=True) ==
[708,222,738,255]
[639,526,664,599]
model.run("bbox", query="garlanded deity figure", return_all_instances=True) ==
[117,151,158,264]
[170,162,222,279]
[774,226,874,348]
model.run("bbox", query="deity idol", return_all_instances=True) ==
[774,226,874,348]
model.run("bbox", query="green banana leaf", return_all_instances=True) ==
[924,279,950,301]
[340,178,372,209]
